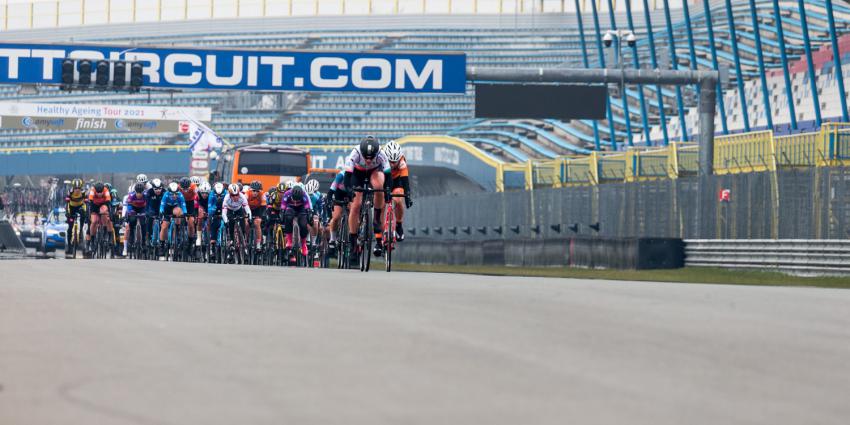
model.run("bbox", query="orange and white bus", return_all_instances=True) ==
[214,144,310,189]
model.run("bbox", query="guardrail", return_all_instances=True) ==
[521,123,850,189]
[684,239,850,275]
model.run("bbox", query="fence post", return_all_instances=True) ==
[496,163,504,192]
[525,160,533,191]
[668,142,679,179]
[589,151,599,185]
[625,150,637,182]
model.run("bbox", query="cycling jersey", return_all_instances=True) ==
[247,189,267,209]
[222,193,251,222]
[144,188,164,216]
[344,148,391,173]
[88,188,111,207]
[123,193,147,215]
[159,192,187,215]
[207,192,226,215]
[281,189,312,211]
[329,170,345,192]
[197,194,210,212]
[266,190,283,211]
[66,189,86,207]
[391,156,409,179]
[178,183,198,203]
[309,192,323,215]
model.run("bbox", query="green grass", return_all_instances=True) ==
[394,263,850,289]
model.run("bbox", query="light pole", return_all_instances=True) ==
[602,29,637,146]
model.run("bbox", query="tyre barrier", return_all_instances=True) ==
[395,237,684,270]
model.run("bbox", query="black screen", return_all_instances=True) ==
[474,83,607,120]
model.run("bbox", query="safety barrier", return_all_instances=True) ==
[0,219,25,258]
[395,237,685,270]
[685,239,850,275]
[519,123,850,189]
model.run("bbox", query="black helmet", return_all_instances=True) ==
[94,182,105,192]
[179,177,191,189]
[290,185,304,200]
[134,182,145,193]
[359,135,379,159]
[250,180,262,191]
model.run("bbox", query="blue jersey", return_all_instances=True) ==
[309,192,323,215]
[207,191,225,215]
[329,170,345,192]
[159,191,187,214]
[144,188,164,216]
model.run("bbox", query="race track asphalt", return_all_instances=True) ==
[1,259,849,425]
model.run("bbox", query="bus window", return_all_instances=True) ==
[239,152,308,176]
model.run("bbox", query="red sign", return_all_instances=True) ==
[719,189,731,202]
[178,121,190,133]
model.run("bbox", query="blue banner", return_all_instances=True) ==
[0,42,466,93]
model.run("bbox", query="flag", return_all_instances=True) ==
[187,119,224,152]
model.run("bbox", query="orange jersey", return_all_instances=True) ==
[88,188,111,206]
[391,156,409,179]
[247,189,267,208]
[179,183,198,202]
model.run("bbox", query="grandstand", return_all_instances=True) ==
[0,1,849,168]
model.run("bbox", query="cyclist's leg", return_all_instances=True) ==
[369,170,386,252]
[297,209,309,256]
[88,208,99,241]
[283,209,295,249]
[392,187,405,238]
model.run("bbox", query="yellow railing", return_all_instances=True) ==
[512,124,850,190]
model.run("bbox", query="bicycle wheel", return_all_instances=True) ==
[359,206,373,272]
[384,207,395,272]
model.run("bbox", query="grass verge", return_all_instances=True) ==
[394,263,850,289]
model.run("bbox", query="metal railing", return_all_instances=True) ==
[685,239,850,275]
[516,123,850,189]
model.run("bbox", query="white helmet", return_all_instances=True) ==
[241,185,251,194]
[285,180,295,190]
[213,182,225,195]
[167,182,179,193]
[190,176,201,185]
[305,179,319,194]
[227,183,240,195]
[383,141,402,162]
[136,174,148,183]
[198,182,211,193]
[150,178,163,190]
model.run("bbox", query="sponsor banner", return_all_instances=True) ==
[0,42,466,94]
[0,116,188,133]
[190,150,210,180]
[0,102,211,121]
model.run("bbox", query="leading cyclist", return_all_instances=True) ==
[343,136,393,261]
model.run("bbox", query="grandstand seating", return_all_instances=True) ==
[0,1,849,163]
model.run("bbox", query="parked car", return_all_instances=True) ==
[40,208,68,253]
[13,212,42,249]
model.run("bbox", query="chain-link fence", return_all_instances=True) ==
[406,166,850,240]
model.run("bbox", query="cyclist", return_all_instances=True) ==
[222,183,251,248]
[87,182,114,248]
[106,183,122,253]
[382,141,414,241]
[144,179,165,248]
[343,136,393,261]
[123,182,148,254]
[281,183,312,260]
[128,174,149,196]
[177,177,198,242]
[304,179,324,254]
[325,170,347,255]
[263,184,284,248]
[196,182,211,246]
[246,180,267,250]
[158,182,187,250]
[64,178,87,229]
[207,182,228,248]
